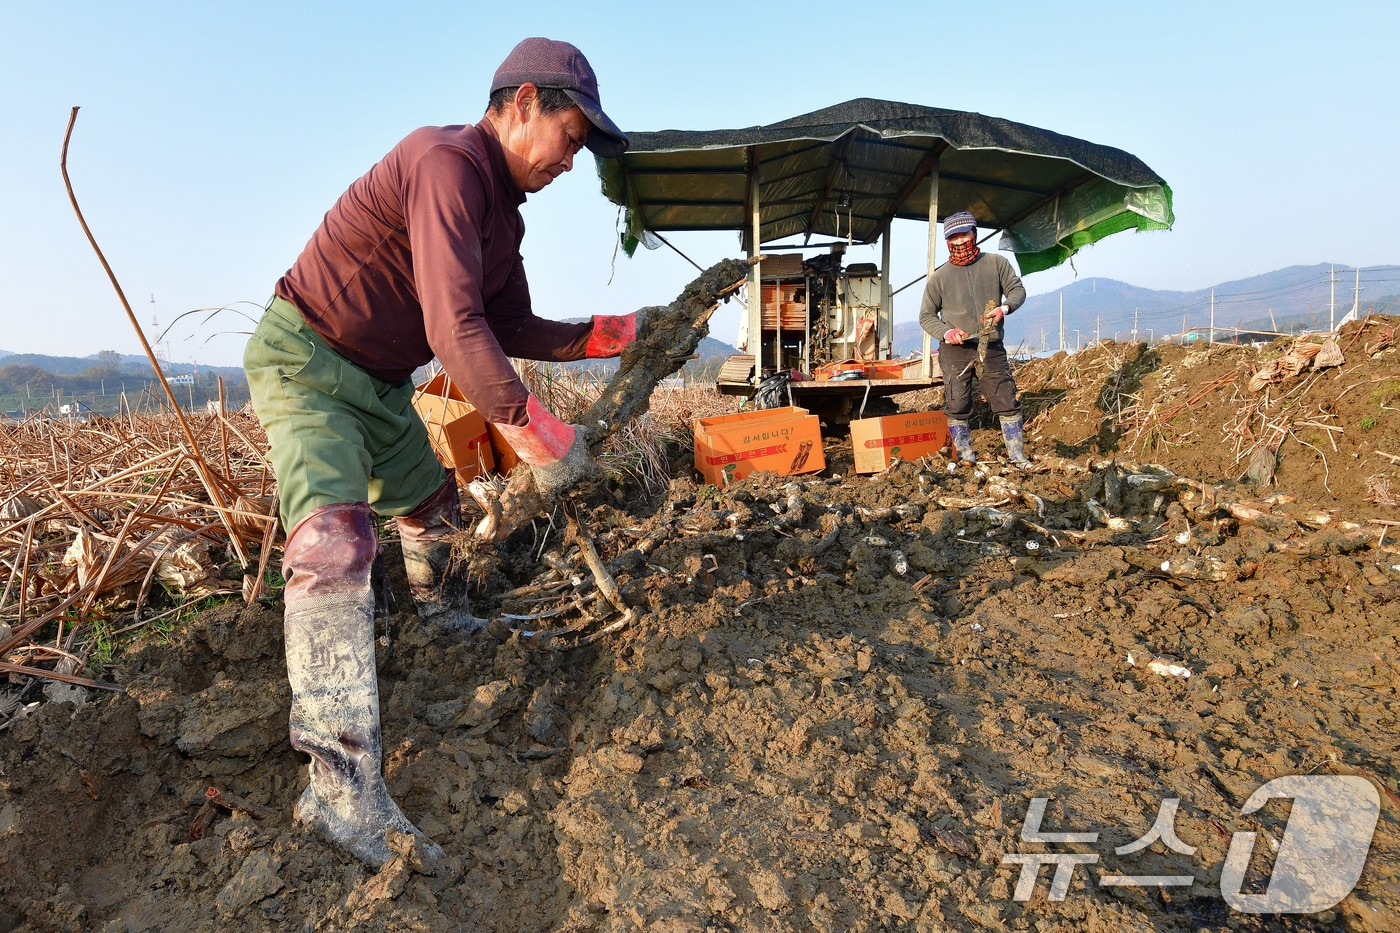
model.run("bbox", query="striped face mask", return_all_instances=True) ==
[948,240,981,266]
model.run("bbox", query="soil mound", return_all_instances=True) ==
[2,316,1398,932]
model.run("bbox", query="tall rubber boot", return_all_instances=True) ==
[1000,416,1034,469]
[395,477,488,633]
[948,420,977,464]
[283,503,444,867]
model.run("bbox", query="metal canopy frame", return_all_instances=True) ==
[597,97,1173,388]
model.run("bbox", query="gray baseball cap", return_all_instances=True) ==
[491,37,629,158]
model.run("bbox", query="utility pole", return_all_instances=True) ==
[1330,264,1336,332]
[1133,308,1139,342]
[1209,289,1215,345]
[1352,268,1363,320]
[1058,293,1065,352]
[1095,314,1101,343]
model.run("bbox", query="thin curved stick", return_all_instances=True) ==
[59,107,250,570]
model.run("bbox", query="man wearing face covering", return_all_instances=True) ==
[242,37,631,866]
[919,211,1032,468]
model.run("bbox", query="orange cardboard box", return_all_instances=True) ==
[863,360,906,380]
[814,359,867,381]
[849,410,951,474]
[484,422,522,476]
[693,406,825,485]
[814,359,907,381]
[691,406,822,455]
[690,406,802,436]
[412,372,495,483]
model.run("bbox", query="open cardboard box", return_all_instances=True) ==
[412,372,495,483]
[849,409,951,473]
[813,359,907,381]
[814,359,868,381]
[484,423,523,476]
[693,406,825,485]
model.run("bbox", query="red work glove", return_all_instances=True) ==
[584,313,636,358]
[585,308,655,359]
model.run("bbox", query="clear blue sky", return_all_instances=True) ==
[3,1,1397,367]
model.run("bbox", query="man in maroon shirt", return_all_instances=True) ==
[243,37,631,867]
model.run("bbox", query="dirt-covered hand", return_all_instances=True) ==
[618,305,663,369]
[529,427,599,499]
[479,427,598,541]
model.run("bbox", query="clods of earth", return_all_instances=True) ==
[3,317,1399,931]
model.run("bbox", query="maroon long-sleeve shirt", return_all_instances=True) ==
[275,119,591,425]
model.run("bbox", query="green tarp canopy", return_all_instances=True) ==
[596,98,1172,274]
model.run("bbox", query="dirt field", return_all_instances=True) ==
[2,317,1398,932]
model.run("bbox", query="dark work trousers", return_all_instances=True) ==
[938,340,1022,422]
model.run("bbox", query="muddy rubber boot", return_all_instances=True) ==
[1000,416,1034,470]
[395,477,488,633]
[948,420,977,464]
[283,503,445,867]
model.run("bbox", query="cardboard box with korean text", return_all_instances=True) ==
[412,372,495,483]
[849,410,951,473]
[693,407,825,485]
[690,406,807,436]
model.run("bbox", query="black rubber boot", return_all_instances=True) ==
[395,477,488,633]
[283,503,445,867]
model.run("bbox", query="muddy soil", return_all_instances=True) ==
[2,316,1398,932]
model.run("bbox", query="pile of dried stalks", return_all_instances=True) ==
[0,362,741,716]
[1,107,281,713]
[0,407,277,709]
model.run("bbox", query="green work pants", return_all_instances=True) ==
[244,297,446,532]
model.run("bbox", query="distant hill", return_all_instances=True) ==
[894,263,1399,355]
[559,334,740,382]
[546,319,738,383]
[9,264,1393,383]
[0,350,245,381]
[0,333,743,394]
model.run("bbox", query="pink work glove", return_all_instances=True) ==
[490,395,598,498]
[492,395,574,466]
